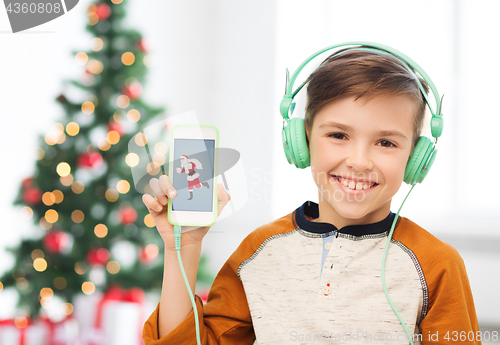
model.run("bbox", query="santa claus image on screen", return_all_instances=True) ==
[176,154,210,200]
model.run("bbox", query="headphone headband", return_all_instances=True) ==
[280,41,444,138]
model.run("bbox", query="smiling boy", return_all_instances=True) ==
[142,47,480,344]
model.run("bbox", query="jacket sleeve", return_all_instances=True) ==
[418,242,481,345]
[142,248,255,345]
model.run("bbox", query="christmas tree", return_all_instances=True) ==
[0,0,214,319]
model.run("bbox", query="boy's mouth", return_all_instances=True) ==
[332,175,378,191]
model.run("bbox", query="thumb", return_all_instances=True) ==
[216,183,231,217]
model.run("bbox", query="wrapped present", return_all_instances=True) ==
[0,318,47,345]
[39,316,79,345]
[73,286,145,345]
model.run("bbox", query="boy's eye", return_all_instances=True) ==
[328,133,347,140]
[378,140,396,148]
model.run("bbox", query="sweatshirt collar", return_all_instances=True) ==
[295,201,395,236]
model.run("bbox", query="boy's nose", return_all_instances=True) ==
[345,147,374,171]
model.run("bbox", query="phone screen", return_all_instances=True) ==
[171,139,215,212]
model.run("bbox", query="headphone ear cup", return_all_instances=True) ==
[283,118,310,169]
[404,137,436,185]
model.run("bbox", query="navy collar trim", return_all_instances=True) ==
[294,201,396,236]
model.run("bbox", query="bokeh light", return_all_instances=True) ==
[144,214,155,228]
[21,207,33,220]
[106,261,120,274]
[54,277,67,290]
[45,209,59,224]
[66,122,80,136]
[127,109,140,122]
[125,153,139,167]
[42,192,55,206]
[121,52,135,66]
[75,52,88,65]
[154,142,168,155]
[74,262,87,275]
[81,101,95,114]
[31,249,44,260]
[53,190,64,203]
[71,210,85,223]
[33,258,47,272]
[87,60,103,74]
[116,95,130,108]
[105,188,119,202]
[60,174,74,187]
[135,133,147,146]
[90,37,104,51]
[107,130,120,145]
[82,282,95,295]
[116,180,130,194]
[71,181,85,194]
[56,162,71,177]
[94,224,108,238]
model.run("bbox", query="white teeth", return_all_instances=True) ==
[336,176,375,190]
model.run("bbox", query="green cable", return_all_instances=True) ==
[174,225,202,345]
[381,184,416,345]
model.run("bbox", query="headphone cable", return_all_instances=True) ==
[174,224,202,345]
[381,184,416,345]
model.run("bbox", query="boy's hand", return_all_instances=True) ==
[142,175,230,251]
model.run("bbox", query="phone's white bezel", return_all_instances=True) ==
[167,125,218,227]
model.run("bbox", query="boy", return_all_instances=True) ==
[142,47,480,344]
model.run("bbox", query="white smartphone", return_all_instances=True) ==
[167,125,219,227]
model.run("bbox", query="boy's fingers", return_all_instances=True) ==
[149,178,168,205]
[159,175,176,198]
[142,194,163,213]
[216,183,231,217]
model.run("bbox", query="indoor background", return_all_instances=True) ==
[0,0,498,336]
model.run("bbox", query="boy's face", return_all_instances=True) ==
[306,96,415,228]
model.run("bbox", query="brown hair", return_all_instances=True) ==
[304,48,429,148]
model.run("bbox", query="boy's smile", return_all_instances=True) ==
[306,96,415,229]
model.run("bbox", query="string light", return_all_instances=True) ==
[105,188,119,202]
[81,101,95,115]
[88,13,99,26]
[45,209,59,224]
[98,138,111,151]
[33,258,48,272]
[144,214,155,228]
[135,133,147,146]
[111,0,123,4]
[75,52,88,65]
[66,122,80,136]
[116,180,130,194]
[42,192,56,206]
[56,162,71,177]
[87,60,103,74]
[94,224,108,238]
[107,130,120,145]
[154,142,168,155]
[153,153,166,166]
[53,190,64,203]
[21,207,33,219]
[125,153,139,167]
[127,109,140,122]
[39,217,52,230]
[31,249,44,260]
[121,52,135,66]
[71,210,85,223]
[36,147,45,160]
[15,317,28,329]
[40,287,53,300]
[74,262,87,275]
[16,278,29,291]
[60,174,74,187]
[82,282,95,295]
[147,162,161,176]
[90,37,104,51]
[106,261,120,274]
[116,95,130,108]
[63,303,74,315]
[71,181,85,194]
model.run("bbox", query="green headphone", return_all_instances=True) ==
[280,41,444,185]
